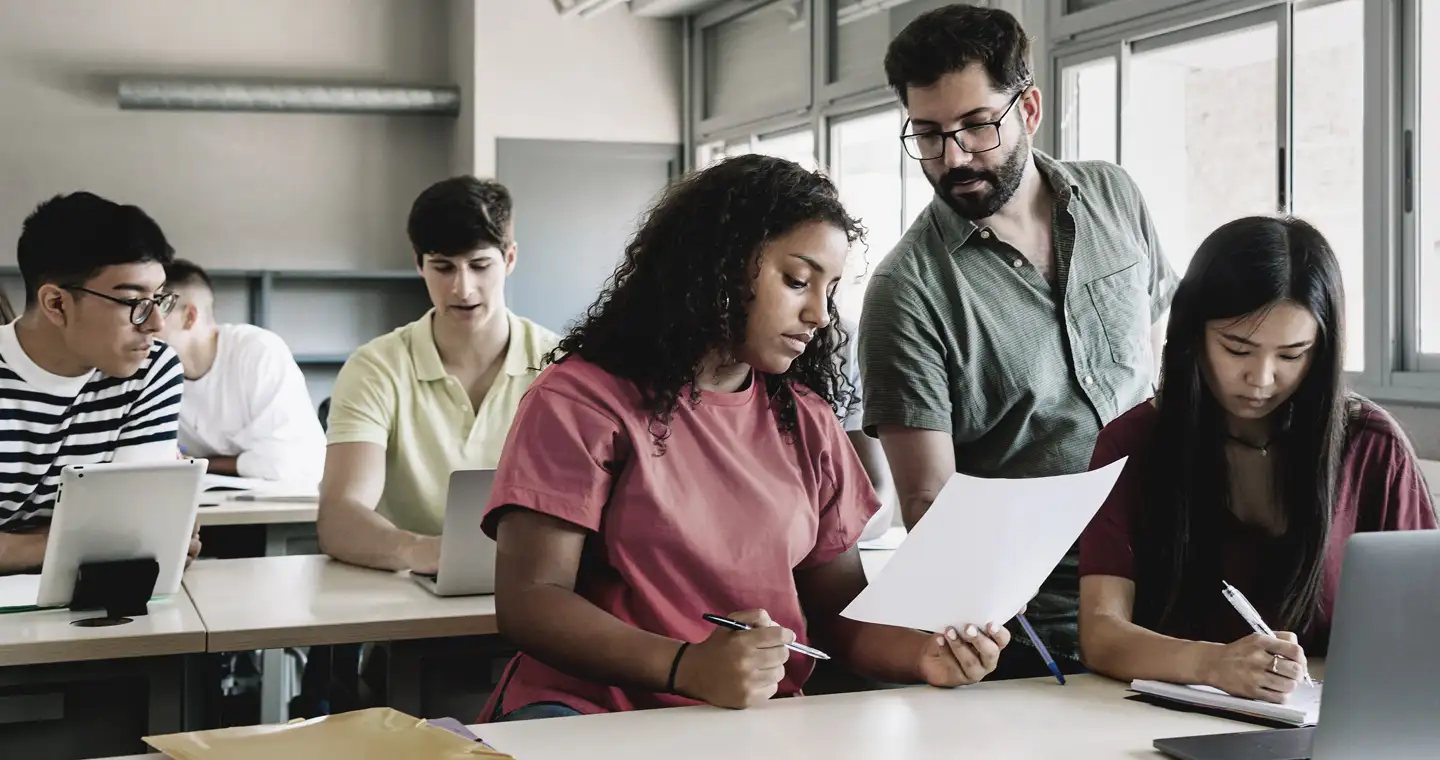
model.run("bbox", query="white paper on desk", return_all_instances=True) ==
[202,474,317,497]
[841,458,1127,631]
[0,574,41,611]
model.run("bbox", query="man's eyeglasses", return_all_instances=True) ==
[63,286,179,325]
[901,85,1030,160]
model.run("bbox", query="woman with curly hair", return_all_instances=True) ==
[478,154,1011,721]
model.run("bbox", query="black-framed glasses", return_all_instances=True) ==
[900,85,1030,160]
[63,286,179,325]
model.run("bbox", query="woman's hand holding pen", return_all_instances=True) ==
[673,608,794,709]
[916,621,1011,687]
[1203,631,1308,703]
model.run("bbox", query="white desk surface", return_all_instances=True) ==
[472,674,1259,760]
[182,554,497,652]
[195,497,317,527]
[0,592,207,667]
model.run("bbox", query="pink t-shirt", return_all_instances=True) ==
[478,356,880,718]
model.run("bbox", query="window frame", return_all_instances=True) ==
[693,0,816,138]
[1048,0,1425,400]
[1053,42,1124,163]
[826,102,911,321]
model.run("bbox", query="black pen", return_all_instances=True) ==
[702,613,831,660]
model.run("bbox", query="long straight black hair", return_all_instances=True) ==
[1137,216,1347,637]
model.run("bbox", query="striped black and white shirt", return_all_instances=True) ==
[0,321,184,532]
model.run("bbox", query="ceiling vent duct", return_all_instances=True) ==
[552,0,630,18]
[117,79,460,116]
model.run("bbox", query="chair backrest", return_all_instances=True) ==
[317,397,331,432]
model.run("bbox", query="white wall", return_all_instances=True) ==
[0,0,683,271]
[0,0,454,272]
[470,0,683,176]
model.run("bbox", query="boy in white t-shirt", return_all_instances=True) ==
[159,260,326,485]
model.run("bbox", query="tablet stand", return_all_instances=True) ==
[69,557,158,626]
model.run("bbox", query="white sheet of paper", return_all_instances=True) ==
[1131,679,1322,726]
[0,574,42,610]
[841,457,1127,632]
[202,474,317,497]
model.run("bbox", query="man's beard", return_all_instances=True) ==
[928,135,1030,221]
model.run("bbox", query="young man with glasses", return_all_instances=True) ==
[858,4,1178,679]
[0,192,196,571]
[159,259,326,486]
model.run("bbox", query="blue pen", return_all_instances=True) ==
[1015,613,1065,685]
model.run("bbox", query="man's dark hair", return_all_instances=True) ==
[17,191,174,306]
[407,176,513,265]
[884,3,1033,106]
[163,258,214,293]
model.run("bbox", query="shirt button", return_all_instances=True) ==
[1012,259,1023,268]
[980,229,991,239]
[1084,375,1095,386]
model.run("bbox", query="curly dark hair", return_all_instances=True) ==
[548,153,865,452]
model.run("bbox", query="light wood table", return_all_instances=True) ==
[183,555,499,724]
[472,674,1263,760]
[99,674,1266,760]
[196,498,318,556]
[182,555,496,652]
[0,594,208,757]
[0,593,206,668]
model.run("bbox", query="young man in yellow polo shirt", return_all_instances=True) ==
[317,177,559,573]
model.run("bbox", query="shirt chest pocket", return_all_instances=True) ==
[1085,262,1151,366]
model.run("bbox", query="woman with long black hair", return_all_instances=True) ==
[1078,216,1436,702]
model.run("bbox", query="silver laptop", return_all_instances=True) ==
[1154,530,1440,760]
[411,469,498,597]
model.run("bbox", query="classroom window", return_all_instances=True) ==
[1123,16,1280,279]
[703,0,811,122]
[1059,56,1117,163]
[754,128,819,170]
[901,148,933,229]
[830,109,904,324]
[1419,1,1440,356]
[1292,0,1366,372]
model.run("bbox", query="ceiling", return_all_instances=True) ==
[551,0,726,19]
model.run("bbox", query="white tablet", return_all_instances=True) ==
[35,459,205,608]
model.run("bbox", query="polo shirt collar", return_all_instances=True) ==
[500,311,540,377]
[933,149,1083,247]
[410,310,447,382]
[409,309,537,382]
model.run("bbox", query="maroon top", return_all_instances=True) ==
[1080,399,1438,652]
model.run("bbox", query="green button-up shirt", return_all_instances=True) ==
[858,151,1178,662]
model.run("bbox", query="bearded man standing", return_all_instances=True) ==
[858,3,1178,679]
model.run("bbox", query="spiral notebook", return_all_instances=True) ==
[1131,679,1323,727]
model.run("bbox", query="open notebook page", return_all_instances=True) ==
[1131,679,1323,726]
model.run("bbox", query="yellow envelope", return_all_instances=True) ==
[143,707,513,759]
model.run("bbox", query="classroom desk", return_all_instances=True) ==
[0,594,208,758]
[195,498,318,557]
[101,674,1268,760]
[472,674,1262,760]
[182,555,499,724]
